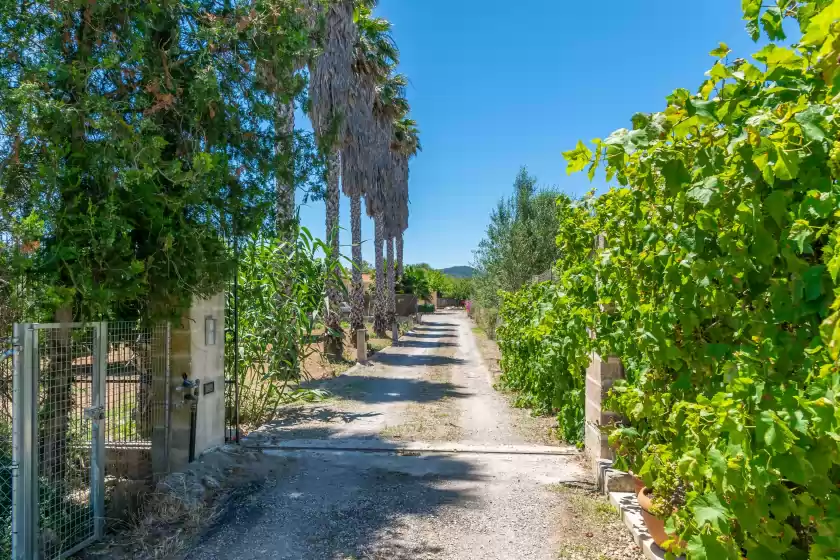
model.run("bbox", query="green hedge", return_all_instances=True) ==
[496,3,840,557]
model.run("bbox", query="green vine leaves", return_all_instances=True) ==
[552,2,840,558]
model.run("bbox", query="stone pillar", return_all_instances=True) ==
[356,329,367,363]
[585,352,637,493]
[584,352,624,463]
[189,294,225,457]
[152,294,225,476]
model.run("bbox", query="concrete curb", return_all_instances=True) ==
[241,438,579,455]
[609,492,683,560]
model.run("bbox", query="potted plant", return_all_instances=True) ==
[637,467,687,551]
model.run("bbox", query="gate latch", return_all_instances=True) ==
[84,406,106,421]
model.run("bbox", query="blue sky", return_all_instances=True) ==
[298,0,766,269]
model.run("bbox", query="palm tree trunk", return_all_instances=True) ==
[275,100,296,236]
[373,217,387,337]
[274,98,299,378]
[396,233,404,277]
[386,236,396,327]
[324,150,343,360]
[350,192,365,343]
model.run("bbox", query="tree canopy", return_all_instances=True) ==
[0,0,316,322]
[471,167,566,311]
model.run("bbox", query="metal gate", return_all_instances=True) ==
[9,321,169,560]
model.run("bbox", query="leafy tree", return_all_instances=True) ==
[0,0,312,322]
[396,264,431,299]
[472,168,565,313]
[447,278,473,301]
[425,268,452,297]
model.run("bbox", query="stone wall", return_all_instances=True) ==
[395,294,418,317]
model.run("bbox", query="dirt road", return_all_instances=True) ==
[184,311,641,560]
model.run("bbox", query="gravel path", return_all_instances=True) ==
[183,311,643,560]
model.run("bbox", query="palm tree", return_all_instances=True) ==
[383,116,419,330]
[275,0,321,236]
[307,0,357,359]
[391,116,420,286]
[369,73,409,336]
[343,5,399,339]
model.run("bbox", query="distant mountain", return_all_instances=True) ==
[441,266,476,278]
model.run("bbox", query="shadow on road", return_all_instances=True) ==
[372,353,466,368]
[396,340,458,349]
[187,430,482,560]
[411,327,457,334]
[404,332,455,339]
[262,405,383,427]
[317,375,468,404]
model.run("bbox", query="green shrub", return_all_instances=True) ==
[226,225,343,430]
[497,282,591,443]
[418,303,435,313]
[473,306,499,339]
[490,3,840,556]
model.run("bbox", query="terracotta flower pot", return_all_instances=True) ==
[637,487,684,551]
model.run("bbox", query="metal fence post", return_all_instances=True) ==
[12,323,38,560]
[164,322,172,469]
[91,322,107,539]
[11,323,22,560]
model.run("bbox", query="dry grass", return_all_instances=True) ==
[306,317,417,380]
[82,447,286,560]
[549,483,643,560]
[125,491,218,560]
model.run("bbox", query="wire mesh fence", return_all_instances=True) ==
[104,322,169,482]
[37,325,98,559]
[1,331,13,557]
